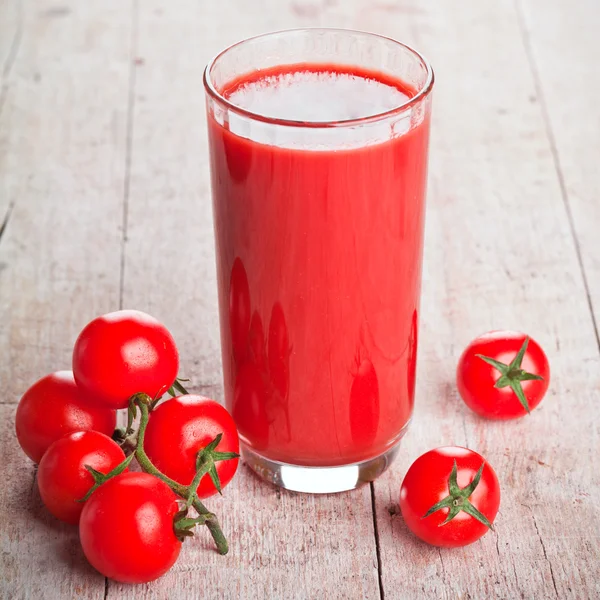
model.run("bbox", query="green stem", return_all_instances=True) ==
[133,397,229,555]
[193,498,229,555]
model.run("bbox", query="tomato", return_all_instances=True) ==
[229,258,251,366]
[79,472,181,584]
[457,331,550,419]
[349,358,380,446]
[72,310,179,409]
[37,431,126,524]
[232,362,270,450]
[15,371,116,463]
[400,446,500,547]
[144,395,240,498]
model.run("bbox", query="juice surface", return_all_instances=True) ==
[208,64,431,466]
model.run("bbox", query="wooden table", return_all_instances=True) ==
[1,1,599,598]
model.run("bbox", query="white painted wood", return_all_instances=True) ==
[360,0,600,598]
[0,1,131,401]
[0,0,22,222]
[0,405,105,599]
[0,2,131,597]
[517,0,600,347]
[1,0,599,598]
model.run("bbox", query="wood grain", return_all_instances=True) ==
[0,405,105,599]
[0,0,22,227]
[0,1,132,598]
[363,0,600,598]
[1,0,599,599]
[517,0,600,341]
[0,0,131,401]
[107,2,381,598]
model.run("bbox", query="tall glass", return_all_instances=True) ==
[204,29,433,493]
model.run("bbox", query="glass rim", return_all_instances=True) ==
[203,27,434,129]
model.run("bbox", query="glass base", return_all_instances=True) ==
[242,434,406,494]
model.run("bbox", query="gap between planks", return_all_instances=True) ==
[107,1,139,598]
[514,0,600,354]
[0,0,23,120]
[118,0,140,312]
[370,482,385,600]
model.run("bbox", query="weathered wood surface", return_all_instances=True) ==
[1,1,598,599]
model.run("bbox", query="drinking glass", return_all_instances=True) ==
[204,29,433,493]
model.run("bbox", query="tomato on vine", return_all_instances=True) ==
[144,395,240,499]
[72,310,179,409]
[15,371,116,463]
[457,331,550,419]
[37,431,128,524]
[400,447,500,547]
[79,472,183,584]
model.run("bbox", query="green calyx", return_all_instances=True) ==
[78,452,136,502]
[192,433,240,498]
[166,377,191,399]
[77,381,237,556]
[422,460,493,530]
[172,509,209,542]
[476,336,544,414]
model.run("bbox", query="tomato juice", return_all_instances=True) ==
[207,60,431,469]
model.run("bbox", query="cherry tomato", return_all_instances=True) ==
[457,331,550,419]
[349,358,380,446]
[72,310,179,409]
[232,362,270,450]
[79,472,181,584]
[144,395,240,499]
[229,258,251,366]
[400,446,500,547]
[15,371,116,463]
[37,431,127,524]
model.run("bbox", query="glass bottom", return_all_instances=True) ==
[242,427,407,494]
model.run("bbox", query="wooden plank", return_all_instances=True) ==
[110,2,381,598]
[359,1,600,598]
[0,0,132,401]
[0,405,105,599]
[0,1,133,598]
[0,0,22,222]
[517,0,600,345]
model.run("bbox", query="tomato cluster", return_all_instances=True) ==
[399,331,550,547]
[15,310,240,584]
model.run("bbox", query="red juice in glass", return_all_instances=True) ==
[204,30,433,493]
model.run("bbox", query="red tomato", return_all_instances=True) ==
[229,258,251,366]
[400,447,500,547]
[72,310,179,409]
[457,331,550,419]
[232,362,270,450]
[15,371,116,463]
[349,358,380,447]
[37,431,126,524]
[144,395,240,499]
[79,472,181,584]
